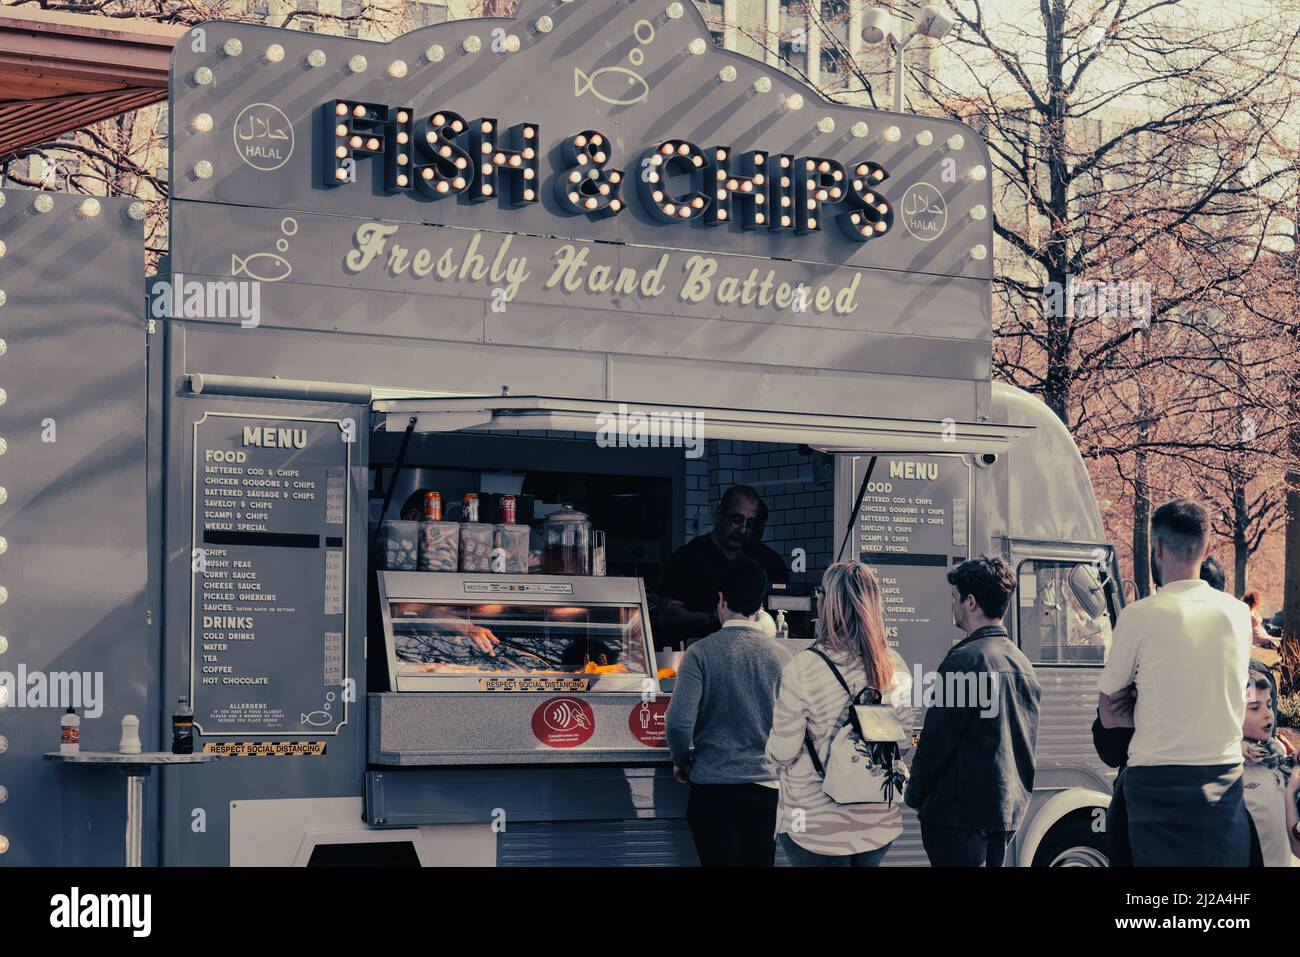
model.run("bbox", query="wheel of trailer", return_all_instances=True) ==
[1032,816,1110,867]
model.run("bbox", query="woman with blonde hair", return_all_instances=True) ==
[765,561,913,866]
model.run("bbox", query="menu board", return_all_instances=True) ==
[855,454,971,675]
[191,413,350,735]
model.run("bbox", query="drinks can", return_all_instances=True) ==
[500,495,516,524]
[463,493,479,523]
[423,491,442,521]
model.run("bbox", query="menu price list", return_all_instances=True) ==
[193,416,349,735]
[856,456,969,672]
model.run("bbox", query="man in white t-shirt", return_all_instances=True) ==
[1097,498,1253,866]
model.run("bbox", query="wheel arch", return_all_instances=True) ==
[1017,787,1111,867]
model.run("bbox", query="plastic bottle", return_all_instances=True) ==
[60,706,80,754]
[775,609,789,641]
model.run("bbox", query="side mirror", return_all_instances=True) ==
[1067,564,1108,619]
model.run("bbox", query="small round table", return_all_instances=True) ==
[44,751,220,866]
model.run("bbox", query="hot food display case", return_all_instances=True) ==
[380,572,653,693]
[368,572,670,766]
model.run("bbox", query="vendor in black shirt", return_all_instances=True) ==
[656,485,790,646]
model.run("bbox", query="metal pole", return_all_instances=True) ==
[893,37,905,112]
[370,416,418,551]
[125,771,146,867]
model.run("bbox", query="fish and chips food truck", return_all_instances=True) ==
[0,0,1124,867]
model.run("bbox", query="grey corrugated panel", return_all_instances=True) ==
[1036,668,1110,769]
[497,819,700,867]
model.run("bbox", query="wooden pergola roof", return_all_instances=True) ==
[0,6,184,156]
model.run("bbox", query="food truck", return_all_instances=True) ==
[0,0,1123,867]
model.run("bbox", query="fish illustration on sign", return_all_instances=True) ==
[231,252,292,282]
[574,65,650,106]
[301,710,332,727]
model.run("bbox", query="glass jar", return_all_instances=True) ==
[541,505,592,576]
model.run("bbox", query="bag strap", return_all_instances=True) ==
[803,647,876,776]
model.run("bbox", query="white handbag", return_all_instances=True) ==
[804,648,909,805]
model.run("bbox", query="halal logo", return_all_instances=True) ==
[900,182,947,242]
[233,102,294,172]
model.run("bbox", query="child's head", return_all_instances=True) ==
[1243,661,1275,743]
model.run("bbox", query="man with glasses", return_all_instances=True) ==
[657,485,790,647]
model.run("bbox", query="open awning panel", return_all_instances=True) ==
[370,394,1034,456]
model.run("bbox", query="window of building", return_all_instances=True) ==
[777,39,805,73]
[413,1,448,27]
[246,0,269,18]
[1017,560,1112,664]
[341,0,362,36]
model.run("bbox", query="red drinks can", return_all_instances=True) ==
[423,491,442,521]
[500,495,517,524]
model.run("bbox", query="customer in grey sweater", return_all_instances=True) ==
[666,558,792,866]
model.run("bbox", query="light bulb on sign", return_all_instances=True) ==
[817,117,835,133]
[970,244,988,261]
[193,66,213,86]
[223,38,243,57]
[947,133,965,150]
[307,49,327,68]
[969,204,987,221]
[667,2,685,17]
[191,113,214,133]
[915,130,933,146]
[533,17,553,34]
[34,195,53,213]
[785,93,804,111]
[387,59,408,78]
[194,161,214,179]
[265,43,285,63]
[504,34,521,52]
[753,76,772,94]
[128,201,147,221]
[0,835,8,855]
[970,165,988,181]
[719,65,737,82]
[689,38,707,55]
[851,121,869,138]
[78,198,101,218]
[348,54,367,73]
[883,125,901,143]
[0,241,6,258]
[425,44,445,63]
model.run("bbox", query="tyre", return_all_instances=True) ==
[1031,816,1110,867]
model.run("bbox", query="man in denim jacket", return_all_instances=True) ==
[905,556,1042,867]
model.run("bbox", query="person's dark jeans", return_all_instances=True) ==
[920,822,1014,867]
[1107,769,1132,867]
[686,783,779,867]
[779,832,892,867]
